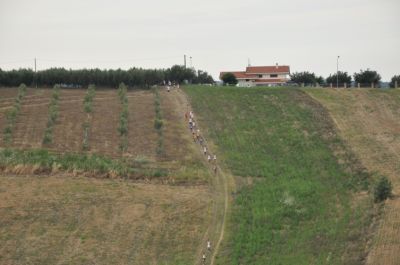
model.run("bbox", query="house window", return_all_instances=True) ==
[245,79,249,81]
[258,75,262,78]
[270,74,278,78]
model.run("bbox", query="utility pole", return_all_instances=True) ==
[184,55,187,68]
[190,56,192,68]
[336,56,340,88]
[34,57,37,88]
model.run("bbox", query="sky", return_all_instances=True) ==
[0,0,399,81]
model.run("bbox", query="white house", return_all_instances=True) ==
[220,64,290,87]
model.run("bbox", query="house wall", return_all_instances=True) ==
[258,73,289,79]
[237,80,254,87]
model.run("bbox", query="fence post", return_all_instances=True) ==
[330,83,333,88]
[358,83,360,88]
[344,83,347,88]
[395,80,398,89]
[371,82,374,88]
[301,83,305,87]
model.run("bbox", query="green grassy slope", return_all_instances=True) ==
[185,86,372,265]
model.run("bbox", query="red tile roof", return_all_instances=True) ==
[220,71,258,79]
[220,65,290,81]
[246,65,290,74]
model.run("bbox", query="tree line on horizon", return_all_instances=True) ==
[289,69,391,87]
[221,69,400,88]
[0,65,214,88]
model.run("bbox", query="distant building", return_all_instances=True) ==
[220,64,290,87]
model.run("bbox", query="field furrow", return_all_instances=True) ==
[89,91,121,157]
[51,90,87,153]
[126,91,158,160]
[160,89,193,162]
[10,90,53,149]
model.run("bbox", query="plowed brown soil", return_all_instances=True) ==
[307,88,400,265]
[10,89,53,149]
[0,88,193,161]
[50,89,87,153]
[88,90,121,157]
[126,90,158,160]
[0,88,44,145]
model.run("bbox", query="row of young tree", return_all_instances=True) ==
[290,69,399,88]
[0,65,214,88]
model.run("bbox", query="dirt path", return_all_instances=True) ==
[163,87,234,265]
[307,88,400,265]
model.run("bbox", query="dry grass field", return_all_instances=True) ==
[0,175,210,265]
[307,88,400,265]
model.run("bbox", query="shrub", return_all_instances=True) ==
[84,84,96,113]
[354,69,381,87]
[118,83,129,152]
[221,72,238,86]
[326,71,352,87]
[119,137,128,152]
[374,176,392,202]
[153,88,164,156]
[290,71,318,86]
[42,84,60,145]
[43,129,53,145]
[82,85,96,150]
[389,75,400,88]
[154,119,163,130]
[82,121,90,150]
[84,102,92,113]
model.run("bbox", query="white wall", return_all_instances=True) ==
[237,80,254,87]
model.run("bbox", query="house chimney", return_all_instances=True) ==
[276,63,278,69]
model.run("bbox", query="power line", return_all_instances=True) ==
[36,55,182,64]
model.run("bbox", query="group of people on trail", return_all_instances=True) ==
[185,110,218,174]
[163,80,179,92]
[202,239,212,264]
[185,109,216,264]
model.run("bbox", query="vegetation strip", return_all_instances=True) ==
[153,87,164,156]
[42,84,60,145]
[82,84,96,150]
[0,148,168,178]
[117,83,129,152]
[2,84,27,144]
